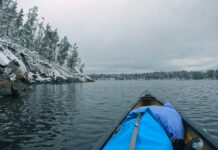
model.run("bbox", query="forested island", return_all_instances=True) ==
[89,70,218,80]
[0,0,91,96]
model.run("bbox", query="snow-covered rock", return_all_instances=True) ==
[0,51,10,67]
[0,38,91,83]
[3,48,27,73]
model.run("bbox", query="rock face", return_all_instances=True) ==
[0,39,91,83]
[0,65,29,96]
[0,39,93,97]
[12,80,30,95]
[0,78,29,96]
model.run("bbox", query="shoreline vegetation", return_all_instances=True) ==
[0,0,92,97]
[89,70,218,80]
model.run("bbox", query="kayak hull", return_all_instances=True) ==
[93,91,218,150]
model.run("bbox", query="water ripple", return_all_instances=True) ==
[0,80,217,150]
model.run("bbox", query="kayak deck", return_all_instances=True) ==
[134,96,217,150]
[93,93,218,150]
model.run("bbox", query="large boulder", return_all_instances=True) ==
[12,80,30,96]
[15,69,30,85]
[15,69,24,79]
[0,66,30,97]
[4,60,19,78]
[0,79,30,97]
[0,79,13,96]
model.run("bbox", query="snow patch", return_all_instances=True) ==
[0,51,10,66]
[3,49,27,73]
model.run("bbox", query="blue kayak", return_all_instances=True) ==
[103,107,173,150]
[93,92,218,150]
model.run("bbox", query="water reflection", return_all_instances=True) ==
[0,81,217,150]
[0,96,26,150]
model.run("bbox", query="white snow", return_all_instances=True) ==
[3,49,27,73]
[0,51,10,66]
[0,38,91,83]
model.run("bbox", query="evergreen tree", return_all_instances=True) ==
[67,43,79,70]
[80,64,85,73]
[14,8,24,42]
[52,29,59,62]
[15,9,24,29]
[40,24,59,62]
[39,24,51,57]
[76,57,85,73]
[6,0,17,37]
[0,0,85,73]
[57,36,71,65]
[0,1,5,36]
[34,18,44,52]
[23,6,38,48]
[0,0,17,37]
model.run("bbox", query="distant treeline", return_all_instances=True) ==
[89,70,218,80]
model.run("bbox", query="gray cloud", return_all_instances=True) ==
[17,0,218,74]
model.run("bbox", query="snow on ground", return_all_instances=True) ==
[3,48,27,73]
[0,51,10,66]
[0,38,90,83]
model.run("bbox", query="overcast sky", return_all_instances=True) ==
[17,0,218,74]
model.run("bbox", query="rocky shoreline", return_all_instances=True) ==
[0,67,93,97]
[0,39,94,97]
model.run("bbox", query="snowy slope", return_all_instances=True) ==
[0,38,90,83]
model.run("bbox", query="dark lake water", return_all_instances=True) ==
[0,80,218,150]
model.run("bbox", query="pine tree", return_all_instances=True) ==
[15,9,24,29]
[80,64,85,73]
[0,0,17,37]
[14,8,24,42]
[0,0,85,73]
[6,0,17,37]
[67,43,79,70]
[52,29,59,62]
[40,24,59,62]
[23,6,38,49]
[0,1,5,36]
[57,36,71,65]
[40,24,52,59]
[34,18,44,52]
